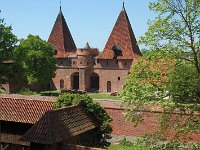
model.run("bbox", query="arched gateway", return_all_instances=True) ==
[90,73,99,92]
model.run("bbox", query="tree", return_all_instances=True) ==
[0,15,18,83]
[140,0,200,81]
[53,93,112,148]
[15,34,56,85]
[122,0,200,144]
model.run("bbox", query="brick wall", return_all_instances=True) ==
[97,100,200,143]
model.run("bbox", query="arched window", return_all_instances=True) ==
[60,79,64,89]
[107,81,111,92]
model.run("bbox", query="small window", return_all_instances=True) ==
[60,61,63,65]
[116,60,118,64]
[54,50,58,55]
[80,62,82,64]
[106,61,108,65]
[125,62,127,65]
[73,61,76,65]
[118,77,121,80]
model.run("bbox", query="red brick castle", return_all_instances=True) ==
[49,4,142,93]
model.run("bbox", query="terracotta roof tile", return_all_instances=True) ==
[21,103,97,144]
[98,7,142,60]
[48,9,76,58]
[0,95,54,124]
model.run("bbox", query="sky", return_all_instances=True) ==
[1,0,156,51]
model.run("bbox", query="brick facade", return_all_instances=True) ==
[98,100,200,143]
[48,6,142,93]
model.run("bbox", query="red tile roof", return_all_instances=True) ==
[98,6,142,60]
[48,9,76,58]
[0,94,54,124]
[21,103,97,144]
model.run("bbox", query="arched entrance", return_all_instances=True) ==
[90,73,99,92]
[60,79,64,90]
[71,72,79,90]
[107,81,111,92]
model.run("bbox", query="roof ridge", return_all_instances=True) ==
[0,94,56,102]
[98,7,142,60]
[48,10,77,58]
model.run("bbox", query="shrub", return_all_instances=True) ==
[18,88,36,95]
[53,93,113,148]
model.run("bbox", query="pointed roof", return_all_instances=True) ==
[98,4,142,60]
[21,103,97,144]
[48,8,76,58]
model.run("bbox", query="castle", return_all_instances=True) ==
[48,4,142,93]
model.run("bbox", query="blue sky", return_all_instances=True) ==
[1,0,156,51]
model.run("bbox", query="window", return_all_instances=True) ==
[116,60,118,64]
[73,61,76,65]
[118,77,121,80]
[60,79,64,89]
[106,61,108,65]
[112,45,122,59]
[60,61,63,65]
[80,62,82,65]
[54,50,58,55]
[125,62,127,65]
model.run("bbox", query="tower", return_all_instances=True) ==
[48,7,76,58]
[96,3,142,93]
[98,3,141,60]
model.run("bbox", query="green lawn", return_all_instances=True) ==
[108,144,150,150]
[16,88,122,100]
[88,93,122,100]
[0,88,7,94]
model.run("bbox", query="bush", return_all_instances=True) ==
[18,88,36,95]
[119,138,133,146]
[53,93,113,148]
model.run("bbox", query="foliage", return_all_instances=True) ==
[53,93,112,148]
[122,0,200,143]
[14,34,56,84]
[18,88,37,95]
[0,87,6,94]
[136,137,200,150]
[0,15,18,83]
[139,0,200,80]
[119,138,134,146]
[108,144,150,150]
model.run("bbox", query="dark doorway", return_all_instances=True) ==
[107,81,111,92]
[90,73,99,92]
[72,73,79,90]
[60,79,64,90]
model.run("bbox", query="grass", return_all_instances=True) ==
[16,88,121,100]
[0,88,7,94]
[108,144,150,150]
[39,90,61,96]
[88,93,122,100]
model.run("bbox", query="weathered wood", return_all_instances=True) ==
[1,134,30,146]
[1,144,9,150]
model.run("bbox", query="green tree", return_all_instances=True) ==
[0,16,18,83]
[15,34,56,84]
[53,93,112,148]
[140,0,200,81]
[122,0,200,144]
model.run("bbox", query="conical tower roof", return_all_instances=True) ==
[48,8,76,58]
[98,4,142,59]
